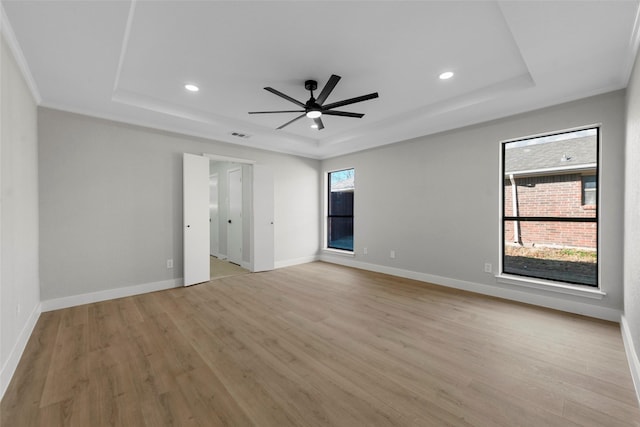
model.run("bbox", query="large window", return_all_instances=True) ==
[327,168,354,251]
[502,127,599,287]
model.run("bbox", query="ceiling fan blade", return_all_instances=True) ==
[316,74,341,105]
[323,92,379,110]
[322,110,364,118]
[249,110,305,114]
[314,117,325,130]
[276,113,306,130]
[264,87,306,108]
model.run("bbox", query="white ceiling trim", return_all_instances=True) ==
[39,96,324,160]
[3,0,638,161]
[0,3,41,104]
[622,2,640,85]
[111,87,323,156]
[111,0,137,94]
[317,73,535,156]
[267,2,535,154]
[109,0,323,156]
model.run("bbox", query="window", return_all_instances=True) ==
[582,175,597,206]
[502,127,598,287]
[327,168,354,251]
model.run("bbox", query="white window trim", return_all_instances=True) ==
[322,247,355,257]
[495,274,606,299]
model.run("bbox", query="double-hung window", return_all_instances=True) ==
[327,168,354,252]
[502,127,599,287]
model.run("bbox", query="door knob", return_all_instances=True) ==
[228,220,232,224]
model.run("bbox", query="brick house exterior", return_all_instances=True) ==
[504,135,597,249]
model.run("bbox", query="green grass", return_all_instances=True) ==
[558,248,598,260]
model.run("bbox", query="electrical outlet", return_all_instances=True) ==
[363,247,368,255]
[390,250,396,259]
[484,263,492,273]
[167,259,174,269]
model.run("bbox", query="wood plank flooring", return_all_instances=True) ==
[210,256,249,281]
[2,262,639,426]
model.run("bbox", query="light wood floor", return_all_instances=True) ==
[210,256,249,281]
[2,262,639,426]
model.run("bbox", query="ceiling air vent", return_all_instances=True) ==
[230,132,251,139]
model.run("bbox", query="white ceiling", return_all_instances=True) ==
[3,0,639,159]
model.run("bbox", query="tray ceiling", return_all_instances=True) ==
[3,1,639,158]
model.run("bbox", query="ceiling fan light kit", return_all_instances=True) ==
[249,74,378,130]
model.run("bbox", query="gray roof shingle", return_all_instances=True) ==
[505,135,596,174]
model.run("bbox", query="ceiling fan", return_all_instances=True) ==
[249,74,378,130]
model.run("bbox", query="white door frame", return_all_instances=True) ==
[227,167,243,265]
[209,172,219,258]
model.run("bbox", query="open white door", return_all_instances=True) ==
[252,165,274,272]
[183,153,210,286]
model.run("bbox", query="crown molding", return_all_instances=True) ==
[1,3,42,104]
[622,1,640,86]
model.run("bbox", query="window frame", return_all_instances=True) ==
[499,126,600,289]
[582,174,597,207]
[325,168,355,253]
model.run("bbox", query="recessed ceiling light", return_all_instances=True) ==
[184,84,199,92]
[439,71,454,80]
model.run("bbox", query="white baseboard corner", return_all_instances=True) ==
[621,315,640,407]
[0,302,42,401]
[41,278,183,312]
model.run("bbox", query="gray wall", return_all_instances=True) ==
[0,35,40,393]
[625,47,640,366]
[321,90,626,316]
[38,108,320,301]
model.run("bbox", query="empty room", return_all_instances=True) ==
[2,1,640,426]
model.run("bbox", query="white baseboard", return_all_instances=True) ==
[275,255,320,269]
[320,254,621,322]
[41,278,183,312]
[0,302,42,400]
[621,315,640,407]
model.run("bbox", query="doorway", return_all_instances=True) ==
[183,153,274,286]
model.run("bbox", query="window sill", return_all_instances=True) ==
[322,248,355,257]
[495,274,606,299]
